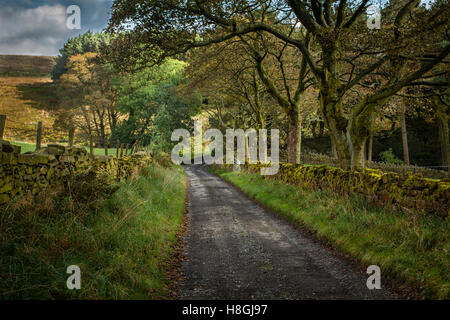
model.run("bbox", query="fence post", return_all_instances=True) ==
[116,140,120,159]
[104,138,109,156]
[35,121,42,151]
[125,144,129,156]
[68,127,75,147]
[89,135,94,157]
[128,144,133,155]
[0,114,6,140]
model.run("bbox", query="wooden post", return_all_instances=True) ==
[120,144,124,158]
[125,144,129,156]
[89,135,94,157]
[35,121,42,151]
[116,140,120,159]
[104,138,109,156]
[0,115,6,140]
[68,127,75,147]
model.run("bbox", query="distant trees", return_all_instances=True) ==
[114,59,200,151]
[53,31,198,151]
[56,52,120,149]
[52,31,112,80]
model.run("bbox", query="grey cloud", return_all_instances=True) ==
[0,0,113,56]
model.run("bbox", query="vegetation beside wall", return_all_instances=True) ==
[211,167,450,299]
[0,163,186,299]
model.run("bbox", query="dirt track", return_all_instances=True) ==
[179,165,394,300]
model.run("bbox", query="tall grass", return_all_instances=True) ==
[0,164,186,299]
[212,168,450,300]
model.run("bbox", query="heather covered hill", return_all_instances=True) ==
[0,55,60,142]
[0,55,55,77]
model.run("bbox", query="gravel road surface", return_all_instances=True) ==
[179,165,393,300]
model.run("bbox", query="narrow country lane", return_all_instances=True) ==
[179,165,394,300]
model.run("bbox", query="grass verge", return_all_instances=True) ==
[211,167,449,300]
[0,164,186,299]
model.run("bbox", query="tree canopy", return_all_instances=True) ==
[107,0,449,169]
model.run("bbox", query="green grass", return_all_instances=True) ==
[11,142,118,156]
[0,164,186,299]
[211,167,450,300]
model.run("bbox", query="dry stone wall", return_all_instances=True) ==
[217,162,450,218]
[0,140,151,205]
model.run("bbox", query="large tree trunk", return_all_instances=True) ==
[367,133,373,162]
[325,120,351,169]
[323,102,369,170]
[437,116,449,172]
[347,106,373,170]
[349,137,367,170]
[319,47,371,171]
[331,137,337,158]
[287,109,302,164]
[434,98,449,172]
[400,108,410,165]
[319,83,352,169]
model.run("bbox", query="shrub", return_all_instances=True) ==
[379,148,404,165]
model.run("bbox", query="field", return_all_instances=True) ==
[0,55,61,143]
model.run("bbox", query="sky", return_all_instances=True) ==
[0,0,114,56]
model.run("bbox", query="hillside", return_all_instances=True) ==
[0,55,61,143]
[0,55,55,77]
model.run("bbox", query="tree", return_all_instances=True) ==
[432,89,450,171]
[113,59,200,149]
[238,31,317,163]
[182,38,279,137]
[56,53,121,149]
[108,0,450,169]
[52,31,112,80]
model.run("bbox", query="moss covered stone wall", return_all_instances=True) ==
[219,163,449,217]
[0,141,151,205]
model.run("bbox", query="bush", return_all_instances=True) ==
[379,148,404,165]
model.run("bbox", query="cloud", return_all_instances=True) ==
[0,1,113,56]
